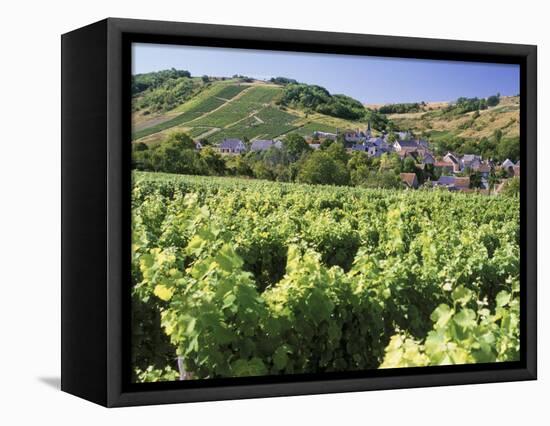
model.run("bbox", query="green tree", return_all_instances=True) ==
[497,137,520,162]
[493,129,503,143]
[362,170,401,189]
[282,133,311,160]
[200,147,226,175]
[297,151,350,186]
[401,157,417,173]
[501,176,520,197]
[325,142,349,164]
[225,156,253,177]
[379,152,401,173]
[133,142,149,152]
[469,171,483,189]
[487,93,500,107]
[164,131,196,150]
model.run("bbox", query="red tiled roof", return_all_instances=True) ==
[400,173,418,187]
[454,177,470,188]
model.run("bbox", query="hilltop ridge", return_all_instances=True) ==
[132,71,519,160]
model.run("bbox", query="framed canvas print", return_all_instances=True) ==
[61,18,537,407]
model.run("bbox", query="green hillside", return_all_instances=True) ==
[132,77,371,145]
[383,95,520,159]
[132,71,520,161]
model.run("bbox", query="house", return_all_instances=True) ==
[351,143,368,152]
[434,160,454,175]
[250,139,282,152]
[433,175,470,191]
[513,164,520,177]
[443,152,462,172]
[502,158,515,169]
[419,151,435,165]
[499,158,515,176]
[393,139,429,153]
[309,143,321,150]
[434,175,456,188]
[369,137,389,149]
[400,173,419,189]
[195,141,203,150]
[368,145,390,158]
[219,138,246,154]
[398,149,419,161]
[461,154,482,170]
[393,140,418,152]
[454,177,471,191]
[475,162,491,177]
[345,122,372,141]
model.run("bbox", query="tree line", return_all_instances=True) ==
[132,131,447,189]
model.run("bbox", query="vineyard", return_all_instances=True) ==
[131,171,520,382]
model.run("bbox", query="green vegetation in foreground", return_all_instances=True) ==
[133,131,521,192]
[131,171,520,381]
[133,131,452,189]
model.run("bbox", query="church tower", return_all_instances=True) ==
[366,121,372,138]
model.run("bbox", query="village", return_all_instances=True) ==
[208,123,520,193]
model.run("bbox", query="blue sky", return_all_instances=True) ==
[132,43,520,104]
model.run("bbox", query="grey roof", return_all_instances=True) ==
[220,139,244,149]
[462,154,481,162]
[351,144,368,151]
[369,137,385,146]
[502,159,515,168]
[437,176,456,186]
[444,152,460,164]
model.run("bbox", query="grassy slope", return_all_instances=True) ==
[387,96,520,142]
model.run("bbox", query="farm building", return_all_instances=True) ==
[219,138,246,154]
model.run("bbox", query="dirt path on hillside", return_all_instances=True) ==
[253,115,264,124]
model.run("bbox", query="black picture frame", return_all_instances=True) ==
[61,17,537,407]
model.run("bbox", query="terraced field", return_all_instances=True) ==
[133,84,249,140]
[206,107,299,143]
[132,81,367,144]
[189,86,281,128]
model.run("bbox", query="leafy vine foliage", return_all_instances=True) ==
[131,172,520,381]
